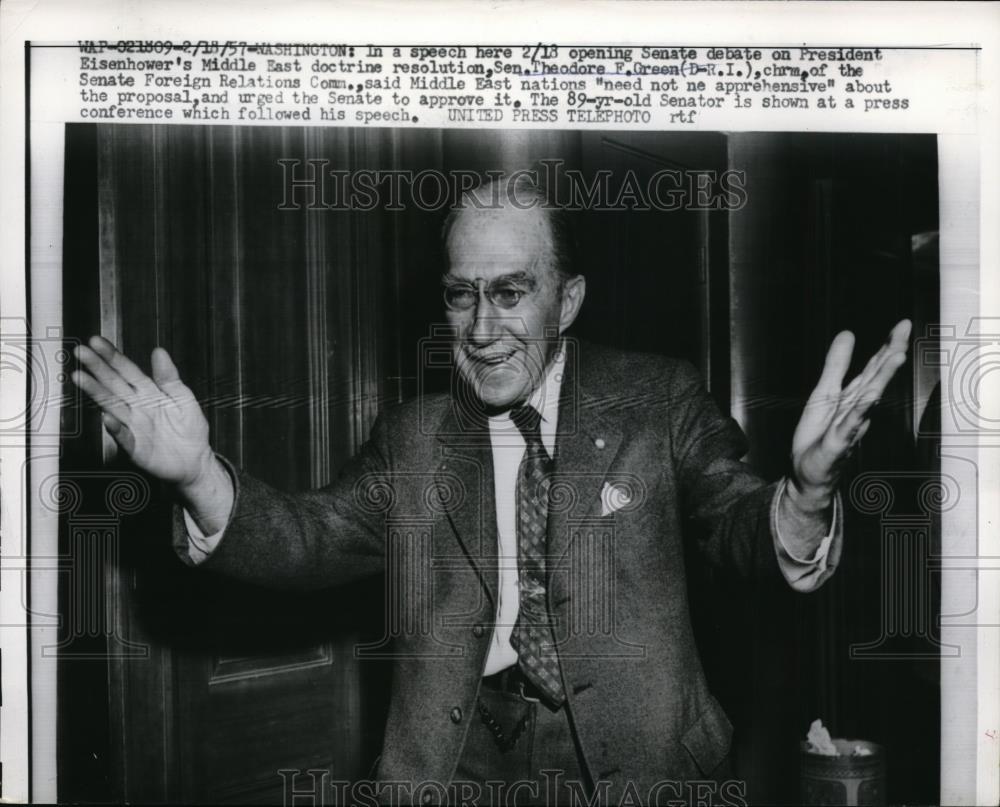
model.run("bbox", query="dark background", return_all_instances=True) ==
[57,125,940,804]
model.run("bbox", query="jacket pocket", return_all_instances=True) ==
[679,698,734,776]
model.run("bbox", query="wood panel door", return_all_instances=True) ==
[59,124,450,803]
[106,124,382,804]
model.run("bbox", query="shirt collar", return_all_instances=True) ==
[487,341,565,451]
[527,342,565,426]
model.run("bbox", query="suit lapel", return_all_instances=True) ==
[434,402,499,606]
[548,341,624,564]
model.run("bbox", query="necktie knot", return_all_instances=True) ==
[510,404,544,448]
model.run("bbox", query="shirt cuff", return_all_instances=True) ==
[771,477,843,592]
[183,508,226,564]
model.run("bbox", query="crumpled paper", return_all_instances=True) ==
[806,719,875,757]
[806,719,838,755]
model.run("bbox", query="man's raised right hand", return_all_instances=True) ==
[72,335,233,535]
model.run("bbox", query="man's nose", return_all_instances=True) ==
[467,293,501,345]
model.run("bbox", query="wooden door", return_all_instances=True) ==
[108,124,382,804]
[59,123,448,803]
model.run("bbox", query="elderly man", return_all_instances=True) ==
[73,176,910,806]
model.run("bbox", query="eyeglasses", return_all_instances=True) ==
[442,279,535,312]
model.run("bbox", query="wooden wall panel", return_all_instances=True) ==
[88,124,409,803]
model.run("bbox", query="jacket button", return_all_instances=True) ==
[472,624,485,638]
[450,707,463,724]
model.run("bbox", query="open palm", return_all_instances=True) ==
[72,336,213,488]
[791,319,911,499]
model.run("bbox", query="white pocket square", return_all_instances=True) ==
[600,482,633,517]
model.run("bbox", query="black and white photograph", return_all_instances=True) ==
[1,4,997,806]
[53,124,940,806]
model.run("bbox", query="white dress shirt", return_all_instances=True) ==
[184,345,839,674]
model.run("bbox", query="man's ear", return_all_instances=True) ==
[558,274,586,334]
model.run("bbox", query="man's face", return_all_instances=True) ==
[443,206,573,410]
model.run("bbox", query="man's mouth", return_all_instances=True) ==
[467,350,517,367]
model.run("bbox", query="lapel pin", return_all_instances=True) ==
[594,437,606,450]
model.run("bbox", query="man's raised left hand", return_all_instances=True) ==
[788,319,912,512]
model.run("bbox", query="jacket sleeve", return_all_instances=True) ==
[171,413,394,590]
[668,360,783,581]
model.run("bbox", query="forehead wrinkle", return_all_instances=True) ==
[445,207,558,289]
[441,270,537,286]
[447,206,553,254]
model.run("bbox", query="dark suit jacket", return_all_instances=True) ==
[177,341,784,801]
